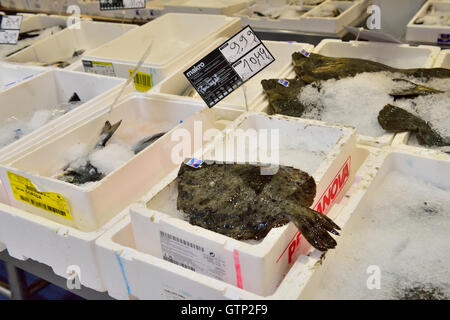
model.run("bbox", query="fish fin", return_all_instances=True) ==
[287,206,340,251]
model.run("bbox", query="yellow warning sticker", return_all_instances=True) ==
[128,69,152,92]
[7,171,72,220]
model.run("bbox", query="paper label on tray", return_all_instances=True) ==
[82,60,116,77]
[7,171,72,220]
[128,69,152,92]
[100,0,146,11]
[184,25,275,108]
[159,230,227,282]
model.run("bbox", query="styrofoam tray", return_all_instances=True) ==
[129,112,357,297]
[96,144,377,300]
[82,13,242,85]
[235,0,368,33]
[392,49,449,151]
[0,69,125,165]
[5,21,137,70]
[153,40,314,110]
[164,0,250,16]
[299,146,450,299]
[0,93,245,232]
[311,39,441,147]
[0,104,243,292]
[0,62,46,91]
[406,1,450,44]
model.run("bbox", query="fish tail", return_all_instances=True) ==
[287,206,340,252]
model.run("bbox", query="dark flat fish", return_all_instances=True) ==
[378,104,449,147]
[58,120,122,185]
[177,162,340,251]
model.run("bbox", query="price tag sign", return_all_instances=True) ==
[1,15,23,30]
[0,15,23,45]
[184,26,274,108]
[100,0,146,11]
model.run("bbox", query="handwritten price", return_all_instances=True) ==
[232,44,274,82]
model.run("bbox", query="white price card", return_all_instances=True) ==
[184,25,275,108]
[1,15,23,30]
[219,26,261,64]
[100,0,146,10]
[0,30,20,45]
[231,44,275,82]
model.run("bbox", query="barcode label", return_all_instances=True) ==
[160,231,204,252]
[19,195,67,217]
[128,69,152,92]
[100,0,146,11]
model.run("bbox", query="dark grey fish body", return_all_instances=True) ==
[133,132,166,154]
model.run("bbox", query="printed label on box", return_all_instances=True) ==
[128,69,152,92]
[100,0,146,11]
[82,60,116,77]
[7,171,72,220]
[160,230,227,282]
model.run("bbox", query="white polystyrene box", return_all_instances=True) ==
[312,39,441,147]
[299,146,450,299]
[0,94,246,232]
[129,112,358,297]
[0,0,26,10]
[300,0,368,34]
[0,62,46,91]
[164,0,249,16]
[96,144,378,300]
[434,49,450,68]
[81,13,242,84]
[5,21,137,70]
[18,13,68,34]
[153,40,314,110]
[406,1,450,44]
[0,69,125,164]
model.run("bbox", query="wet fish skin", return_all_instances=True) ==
[133,132,166,154]
[261,78,308,117]
[292,52,450,83]
[177,162,340,251]
[378,104,449,147]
